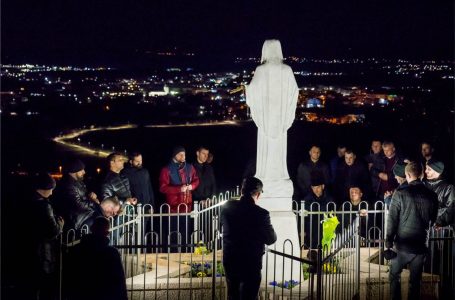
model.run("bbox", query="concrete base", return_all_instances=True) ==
[255,178,301,284]
[257,178,294,211]
[262,211,301,284]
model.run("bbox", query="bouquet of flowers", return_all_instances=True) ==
[190,262,225,278]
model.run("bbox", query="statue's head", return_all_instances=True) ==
[261,40,283,63]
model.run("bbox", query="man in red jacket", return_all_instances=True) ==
[159,146,199,252]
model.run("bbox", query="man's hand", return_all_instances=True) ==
[88,192,100,204]
[57,216,64,227]
[379,172,388,181]
[126,197,137,205]
[359,209,368,217]
[384,191,392,199]
[187,184,193,191]
[180,185,188,192]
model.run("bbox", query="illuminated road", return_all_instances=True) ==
[53,121,242,157]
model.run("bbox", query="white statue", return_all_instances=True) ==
[246,40,298,181]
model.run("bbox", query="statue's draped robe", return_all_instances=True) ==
[246,42,298,180]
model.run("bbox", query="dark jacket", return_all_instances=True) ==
[303,190,334,210]
[334,161,371,203]
[67,234,127,300]
[53,175,95,230]
[384,181,408,206]
[436,200,454,228]
[101,171,132,203]
[79,204,104,230]
[330,156,344,183]
[378,155,402,195]
[29,193,63,275]
[423,178,455,217]
[221,197,277,270]
[365,152,385,197]
[386,180,439,254]
[192,162,217,201]
[303,191,334,248]
[296,159,331,199]
[122,166,155,208]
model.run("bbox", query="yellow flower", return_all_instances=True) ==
[197,272,206,277]
[194,241,208,255]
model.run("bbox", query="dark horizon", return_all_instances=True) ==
[2,1,454,67]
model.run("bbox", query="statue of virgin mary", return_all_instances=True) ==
[246,40,298,181]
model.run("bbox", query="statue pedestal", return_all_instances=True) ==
[257,179,294,211]
[257,178,301,284]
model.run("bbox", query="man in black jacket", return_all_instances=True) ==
[334,149,371,204]
[122,152,155,210]
[101,152,137,206]
[192,146,217,204]
[296,145,331,200]
[424,160,454,217]
[365,139,385,199]
[303,176,334,248]
[28,173,64,300]
[67,216,127,300]
[53,159,99,230]
[386,162,439,300]
[221,177,277,300]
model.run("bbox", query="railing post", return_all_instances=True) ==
[137,203,142,256]
[59,234,63,300]
[193,201,199,237]
[317,244,322,300]
[212,215,218,300]
[355,213,361,297]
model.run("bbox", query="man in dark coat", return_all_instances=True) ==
[79,196,122,230]
[378,141,401,199]
[101,152,137,206]
[423,160,454,295]
[296,145,331,200]
[420,141,435,170]
[329,144,347,182]
[365,140,385,199]
[67,216,127,300]
[303,176,334,248]
[53,159,99,230]
[221,177,277,300]
[122,152,155,210]
[423,160,454,217]
[28,173,64,300]
[192,146,217,204]
[386,162,439,300]
[334,150,371,204]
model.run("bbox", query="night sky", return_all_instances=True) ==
[2,0,454,66]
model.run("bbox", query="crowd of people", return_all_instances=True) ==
[25,145,216,299]
[22,139,454,299]
[295,141,453,219]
